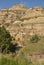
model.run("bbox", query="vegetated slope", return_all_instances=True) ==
[0,4,44,63]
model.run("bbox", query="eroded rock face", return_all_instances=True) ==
[0,4,44,46]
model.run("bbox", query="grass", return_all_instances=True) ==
[0,55,33,65]
[0,54,44,65]
[0,56,16,65]
[22,36,44,55]
[0,35,44,65]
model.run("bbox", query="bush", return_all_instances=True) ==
[30,34,40,43]
[41,8,44,13]
[0,26,12,53]
[0,26,21,53]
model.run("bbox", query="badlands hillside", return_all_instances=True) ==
[0,4,44,64]
[0,4,44,45]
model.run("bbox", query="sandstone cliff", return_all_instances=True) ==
[0,4,44,45]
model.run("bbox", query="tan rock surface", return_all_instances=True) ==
[0,4,44,45]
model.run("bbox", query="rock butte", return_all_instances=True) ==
[0,4,44,45]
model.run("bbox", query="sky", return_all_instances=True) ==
[0,0,44,9]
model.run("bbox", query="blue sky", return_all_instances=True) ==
[0,0,44,9]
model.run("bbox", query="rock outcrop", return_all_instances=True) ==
[0,4,44,45]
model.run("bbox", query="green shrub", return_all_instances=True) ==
[30,34,40,43]
[41,8,44,13]
[0,26,20,53]
[0,26,12,53]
